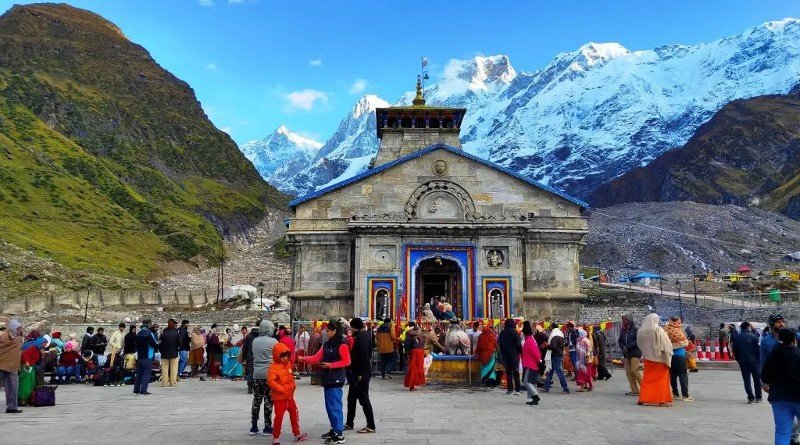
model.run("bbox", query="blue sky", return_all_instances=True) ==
[3,0,799,145]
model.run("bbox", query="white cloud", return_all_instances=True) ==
[198,0,213,6]
[349,79,368,94]
[220,126,233,134]
[284,89,329,111]
[205,63,217,72]
[229,0,245,3]
[309,59,322,67]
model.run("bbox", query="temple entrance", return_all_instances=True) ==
[416,257,463,319]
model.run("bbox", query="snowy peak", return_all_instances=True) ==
[572,42,630,70]
[274,125,322,150]
[760,17,800,33]
[351,95,390,119]
[240,125,321,181]
[443,55,517,89]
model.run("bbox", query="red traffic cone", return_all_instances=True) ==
[721,342,731,361]
[712,340,720,361]
[697,340,706,360]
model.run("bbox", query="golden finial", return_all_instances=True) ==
[412,74,426,106]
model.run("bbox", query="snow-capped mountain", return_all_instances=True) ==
[267,95,389,194]
[255,18,800,198]
[240,125,322,187]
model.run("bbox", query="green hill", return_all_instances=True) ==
[0,3,286,295]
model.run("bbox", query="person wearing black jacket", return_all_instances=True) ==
[90,328,108,356]
[177,320,190,378]
[761,328,800,445]
[618,314,642,396]
[80,327,94,353]
[731,321,762,403]
[498,318,523,395]
[123,325,137,355]
[133,319,159,395]
[345,318,376,433]
[593,326,612,380]
[242,323,260,394]
[159,319,180,387]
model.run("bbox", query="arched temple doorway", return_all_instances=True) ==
[415,256,464,319]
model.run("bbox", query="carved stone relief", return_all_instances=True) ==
[404,180,476,220]
[484,247,509,268]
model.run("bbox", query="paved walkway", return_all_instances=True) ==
[3,369,773,444]
[600,282,763,308]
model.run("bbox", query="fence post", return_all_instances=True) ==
[188,290,194,307]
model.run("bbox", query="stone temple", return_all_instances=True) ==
[286,77,589,322]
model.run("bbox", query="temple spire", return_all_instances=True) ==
[412,74,426,106]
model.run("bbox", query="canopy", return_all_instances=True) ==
[619,272,663,282]
[737,265,752,274]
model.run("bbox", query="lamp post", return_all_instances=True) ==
[257,281,265,310]
[692,264,698,304]
[83,283,93,323]
[676,279,683,320]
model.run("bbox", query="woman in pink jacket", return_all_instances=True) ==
[521,321,542,405]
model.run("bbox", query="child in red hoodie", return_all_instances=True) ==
[268,342,308,444]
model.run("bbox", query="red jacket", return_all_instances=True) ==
[268,343,296,402]
[59,350,81,367]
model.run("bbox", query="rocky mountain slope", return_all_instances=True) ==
[590,87,800,220]
[0,3,286,291]
[253,19,800,198]
[584,202,800,273]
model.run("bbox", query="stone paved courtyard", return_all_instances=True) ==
[3,369,773,445]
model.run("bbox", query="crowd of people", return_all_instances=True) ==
[1,311,800,445]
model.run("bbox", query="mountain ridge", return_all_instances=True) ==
[251,18,800,198]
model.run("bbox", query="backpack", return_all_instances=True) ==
[94,367,110,386]
[123,353,136,371]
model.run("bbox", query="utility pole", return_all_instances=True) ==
[83,283,93,323]
[692,265,698,305]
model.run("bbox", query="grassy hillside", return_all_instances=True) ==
[0,3,287,291]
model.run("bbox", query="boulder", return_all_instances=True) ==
[223,284,258,301]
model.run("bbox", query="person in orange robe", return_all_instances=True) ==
[636,313,674,406]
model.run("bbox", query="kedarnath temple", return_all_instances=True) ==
[286,77,589,322]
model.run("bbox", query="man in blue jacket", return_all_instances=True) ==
[730,321,761,403]
[618,314,642,396]
[133,318,159,395]
[761,314,800,445]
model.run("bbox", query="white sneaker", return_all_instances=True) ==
[514,391,522,395]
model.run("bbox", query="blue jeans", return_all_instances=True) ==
[523,368,539,399]
[324,386,344,435]
[544,355,569,391]
[569,350,577,374]
[771,401,800,445]
[57,366,80,382]
[738,361,762,400]
[178,351,189,375]
[134,358,153,394]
